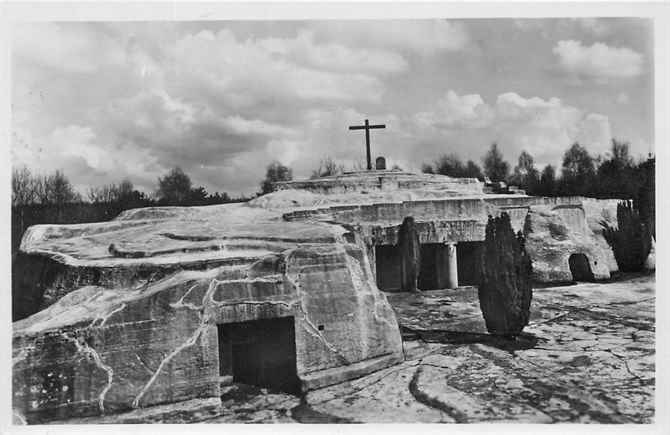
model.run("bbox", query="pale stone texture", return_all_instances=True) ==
[13,204,403,422]
[305,275,654,423]
[12,170,640,423]
[35,275,654,424]
[524,205,614,282]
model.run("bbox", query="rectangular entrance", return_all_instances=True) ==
[457,242,482,286]
[375,245,401,291]
[418,243,441,290]
[217,317,300,394]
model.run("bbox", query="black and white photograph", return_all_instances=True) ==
[5,2,667,428]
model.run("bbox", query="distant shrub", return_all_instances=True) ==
[601,200,652,272]
[478,213,533,337]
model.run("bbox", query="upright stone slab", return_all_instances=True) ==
[478,213,533,336]
[398,216,421,292]
[375,156,386,170]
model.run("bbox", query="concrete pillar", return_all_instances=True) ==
[446,243,458,289]
[367,244,377,284]
[398,217,420,292]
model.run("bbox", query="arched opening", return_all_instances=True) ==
[568,253,595,282]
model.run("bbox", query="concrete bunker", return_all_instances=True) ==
[217,317,300,395]
[12,169,622,423]
[569,253,595,282]
[375,242,459,291]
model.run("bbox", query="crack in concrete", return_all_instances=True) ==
[285,249,352,364]
[47,300,131,414]
[602,349,646,381]
[95,303,127,327]
[131,322,208,409]
[467,343,631,423]
[530,311,570,325]
[62,332,114,413]
[606,297,655,306]
[408,363,469,423]
[134,251,353,410]
[169,283,201,310]
[309,361,421,406]
[134,354,156,376]
[540,304,654,331]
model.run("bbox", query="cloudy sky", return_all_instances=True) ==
[11,18,653,196]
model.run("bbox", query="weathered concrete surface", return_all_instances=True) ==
[272,170,484,195]
[304,275,654,423]
[11,170,638,423]
[13,229,403,423]
[48,275,654,424]
[524,205,615,282]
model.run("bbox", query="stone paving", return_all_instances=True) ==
[303,274,655,423]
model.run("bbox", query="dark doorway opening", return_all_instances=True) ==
[217,317,300,394]
[418,243,441,290]
[375,245,401,291]
[458,242,482,286]
[569,253,595,282]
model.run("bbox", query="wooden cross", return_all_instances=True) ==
[348,119,386,170]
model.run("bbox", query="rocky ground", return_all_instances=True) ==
[59,274,655,424]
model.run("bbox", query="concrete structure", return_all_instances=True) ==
[12,169,619,423]
[275,171,618,290]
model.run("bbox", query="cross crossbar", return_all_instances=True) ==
[349,124,385,130]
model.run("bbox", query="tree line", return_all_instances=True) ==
[421,139,654,201]
[12,166,249,208]
[11,166,250,255]
[16,138,653,208]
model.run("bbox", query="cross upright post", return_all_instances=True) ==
[348,119,386,170]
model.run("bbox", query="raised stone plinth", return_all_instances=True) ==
[273,170,484,195]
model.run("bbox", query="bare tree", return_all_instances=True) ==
[44,170,80,205]
[87,184,118,203]
[311,157,344,178]
[12,167,80,205]
[12,167,37,206]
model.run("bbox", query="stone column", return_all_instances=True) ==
[367,244,377,284]
[398,217,421,292]
[447,243,458,289]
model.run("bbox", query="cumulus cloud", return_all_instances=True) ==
[553,40,644,80]
[12,23,126,74]
[574,18,610,36]
[308,20,470,55]
[173,29,393,108]
[11,21,650,196]
[492,93,612,163]
[12,125,162,193]
[414,91,493,129]
[258,30,408,74]
[407,90,612,167]
[12,23,410,195]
